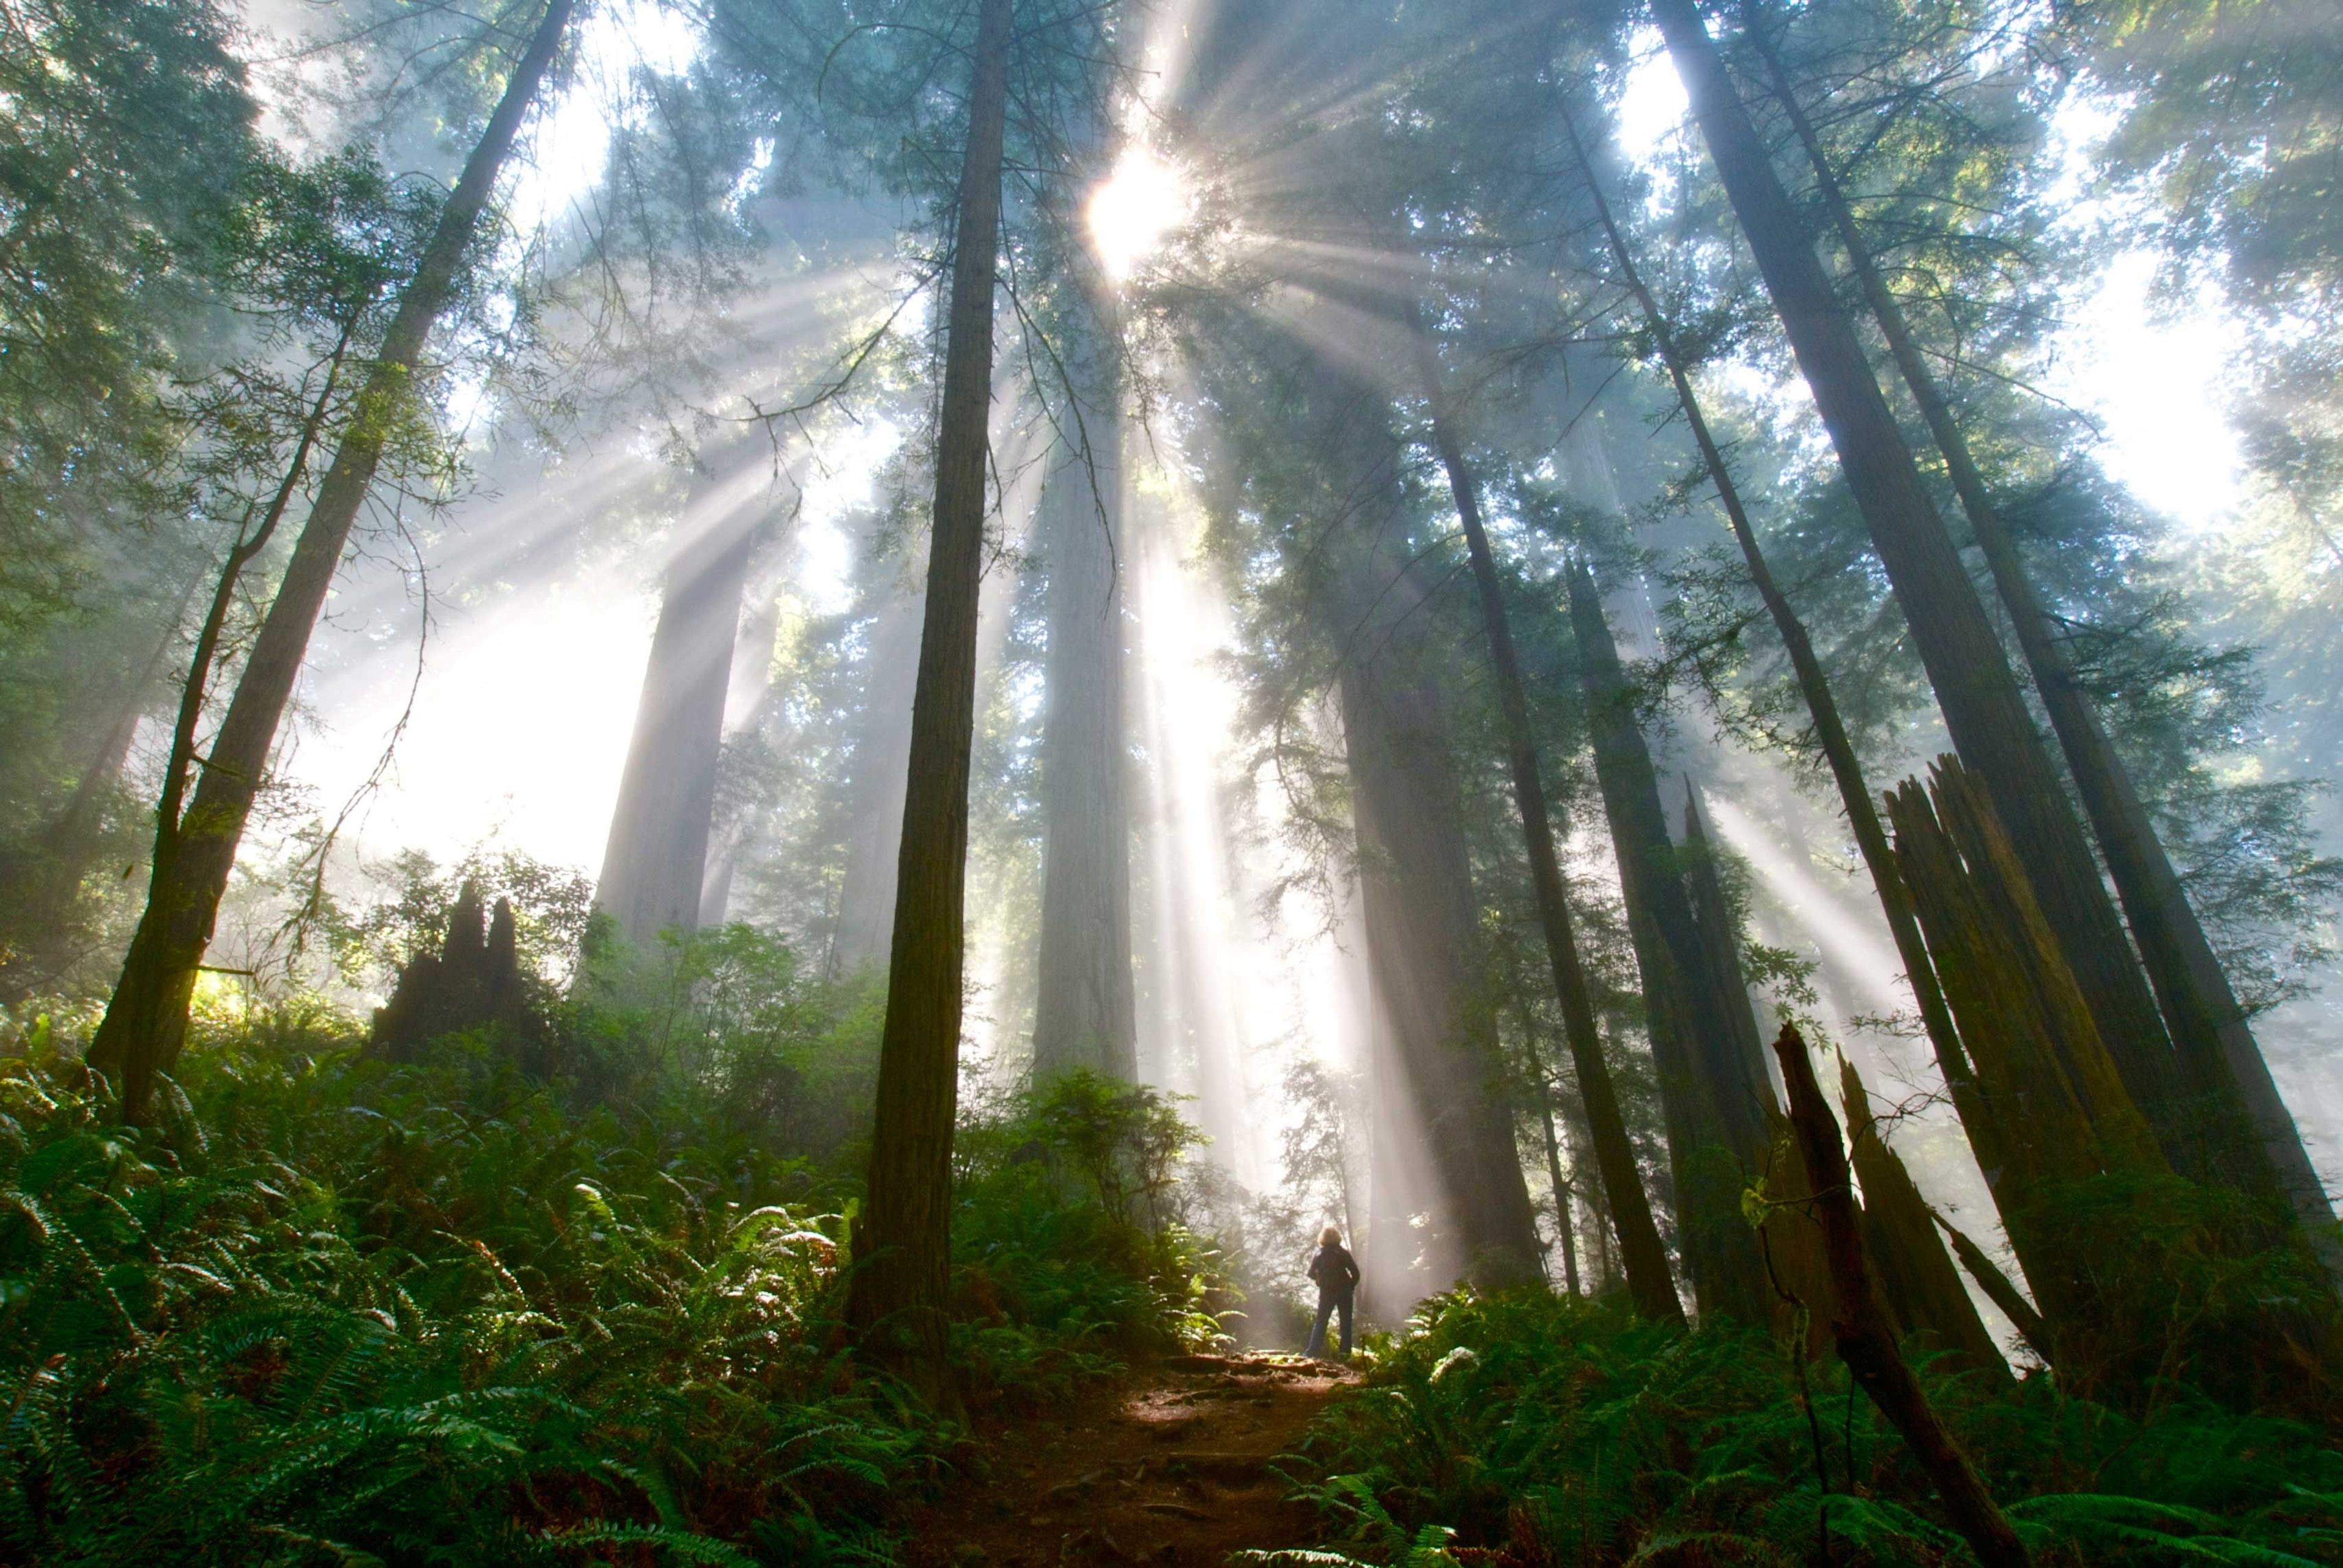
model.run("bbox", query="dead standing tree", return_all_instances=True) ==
[1773,1021,2032,1568]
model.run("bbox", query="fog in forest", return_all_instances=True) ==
[8,0,2343,1558]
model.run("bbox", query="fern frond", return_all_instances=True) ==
[538,1520,757,1566]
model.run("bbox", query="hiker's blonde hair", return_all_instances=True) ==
[1320,1225,1342,1246]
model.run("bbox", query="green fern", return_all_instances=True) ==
[1,983,1214,1566]
[536,1520,758,1566]
[2009,1494,2327,1566]
[1273,1289,2343,1568]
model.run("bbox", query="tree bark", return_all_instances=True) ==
[1405,324,1680,1318]
[597,447,766,948]
[1561,112,1981,1143]
[1338,610,1548,1292]
[1746,14,2323,1232]
[1573,1102,1618,1292]
[86,0,574,1121]
[830,583,923,973]
[1890,760,2169,1182]
[1884,757,2176,1363]
[1679,783,1771,1093]
[1567,562,1769,1325]
[1031,320,1137,1081]
[1772,1023,2033,1568]
[844,0,1013,1390]
[1933,1210,2055,1365]
[1838,1056,2012,1381]
[1646,0,2189,1155]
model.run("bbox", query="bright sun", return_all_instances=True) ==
[1085,147,1192,282]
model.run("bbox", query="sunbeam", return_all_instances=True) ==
[1088,145,1195,283]
[15,0,2343,1523]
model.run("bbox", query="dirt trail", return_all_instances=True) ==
[902,1353,1356,1567]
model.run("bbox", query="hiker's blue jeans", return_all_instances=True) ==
[1306,1289,1353,1358]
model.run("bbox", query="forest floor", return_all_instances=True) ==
[901,1352,1356,1567]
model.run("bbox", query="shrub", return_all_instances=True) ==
[0,1016,1222,1562]
[1278,1289,2343,1567]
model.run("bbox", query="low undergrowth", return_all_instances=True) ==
[1273,1290,2343,1567]
[0,996,1221,1566]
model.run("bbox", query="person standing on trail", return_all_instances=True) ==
[1303,1225,1359,1359]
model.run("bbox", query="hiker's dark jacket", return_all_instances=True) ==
[1307,1243,1359,1300]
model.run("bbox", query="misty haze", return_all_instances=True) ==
[2,0,2340,1562]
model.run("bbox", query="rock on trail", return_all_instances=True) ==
[902,1353,1356,1566]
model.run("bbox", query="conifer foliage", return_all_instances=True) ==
[5,0,2343,1558]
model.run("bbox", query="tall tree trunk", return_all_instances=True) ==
[1645,0,2192,1157]
[1562,113,1985,1181]
[1573,1102,1618,1292]
[1031,329,1137,1081]
[85,0,574,1122]
[698,590,782,928]
[1885,757,2172,1368]
[1568,562,1769,1325]
[597,448,766,948]
[1680,782,1769,1079]
[1520,1011,1585,1296]
[844,0,1013,1389]
[1338,619,1548,1292]
[1744,15,2320,1229]
[1408,319,1682,1319]
[1318,372,1546,1293]
[830,583,923,973]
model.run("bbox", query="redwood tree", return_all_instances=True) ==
[1031,306,1138,1082]
[1558,107,1976,1166]
[1741,9,2322,1228]
[843,0,1015,1387]
[829,583,923,973]
[1644,0,2193,1159]
[1568,559,1769,1325]
[1409,319,1683,1323]
[597,443,768,948]
[1331,391,1550,1295]
[87,0,577,1122]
